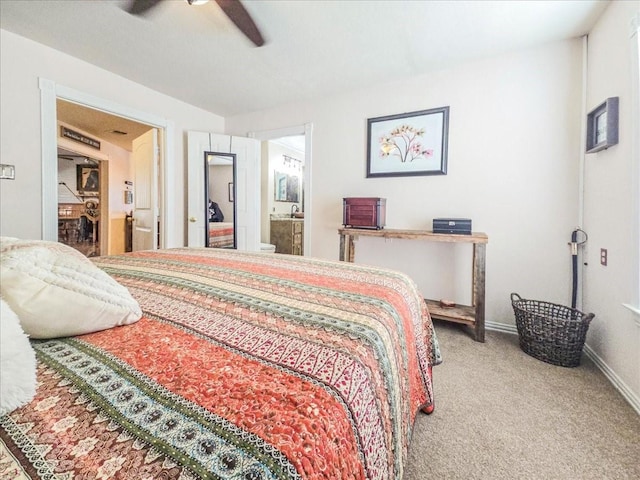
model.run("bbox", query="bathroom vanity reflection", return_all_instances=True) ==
[270,215,304,255]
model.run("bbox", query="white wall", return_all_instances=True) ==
[583,1,639,411]
[0,29,225,246]
[227,39,583,327]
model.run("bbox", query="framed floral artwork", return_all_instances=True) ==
[366,106,449,177]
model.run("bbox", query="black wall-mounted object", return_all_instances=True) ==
[586,97,619,153]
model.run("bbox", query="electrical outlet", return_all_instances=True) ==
[600,248,608,266]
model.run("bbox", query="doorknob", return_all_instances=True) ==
[189,216,197,223]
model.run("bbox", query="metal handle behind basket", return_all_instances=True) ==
[510,293,522,303]
[581,312,596,325]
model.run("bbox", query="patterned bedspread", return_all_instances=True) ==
[0,248,441,479]
[209,222,234,248]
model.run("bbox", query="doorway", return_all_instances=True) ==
[55,101,158,256]
[249,123,313,256]
[262,136,306,255]
[39,78,175,249]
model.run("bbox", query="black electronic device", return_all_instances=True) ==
[433,218,472,235]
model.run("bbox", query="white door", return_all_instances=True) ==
[132,129,158,251]
[187,131,231,247]
[230,135,260,251]
[187,131,260,251]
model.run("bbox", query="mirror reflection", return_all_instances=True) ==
[205,152,236,249]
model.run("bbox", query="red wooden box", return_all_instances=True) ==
[343,197,386,230]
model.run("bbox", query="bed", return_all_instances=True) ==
[209,222,235,248]
[0,244,441,480]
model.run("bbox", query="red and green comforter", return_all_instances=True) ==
[0,248,441,479]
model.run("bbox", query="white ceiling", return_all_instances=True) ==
[57,99,155,151]
[0,0,609,119]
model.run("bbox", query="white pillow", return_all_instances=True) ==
[0,237,142,339]
[0,298,37,415]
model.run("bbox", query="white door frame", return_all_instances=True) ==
[39,78,175,248]
[248,123,313,255]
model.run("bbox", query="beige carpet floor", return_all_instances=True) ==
[404,321,640,479]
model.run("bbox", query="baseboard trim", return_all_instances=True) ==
[486,320,518,335]
[583,344,640,416]
[485,322,640,416]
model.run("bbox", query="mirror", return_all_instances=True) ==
[204,152,236,249]
[274,171,300,202]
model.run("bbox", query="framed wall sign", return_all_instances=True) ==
[586,97,619,153]
[61,126,101,150]
[366,106,449,177]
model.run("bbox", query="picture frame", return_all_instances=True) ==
[76,165,99,193]
[367,106,449,178]
[228,182,234,202]
[274,171,300,202]
[586,97,619,153]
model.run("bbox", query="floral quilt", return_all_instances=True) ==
[0,248,441,479]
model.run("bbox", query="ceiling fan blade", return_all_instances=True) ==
[127,0,162,16]
[214,0,265,47]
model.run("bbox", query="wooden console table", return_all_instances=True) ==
[338,227,488,342]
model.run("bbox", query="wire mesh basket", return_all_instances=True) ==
[510,293,595,367]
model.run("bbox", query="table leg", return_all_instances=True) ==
[339,233,356,262]
[473,243,486,342]
[348,236,356,262]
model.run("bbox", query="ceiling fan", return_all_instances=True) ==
[126,0,265,47]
